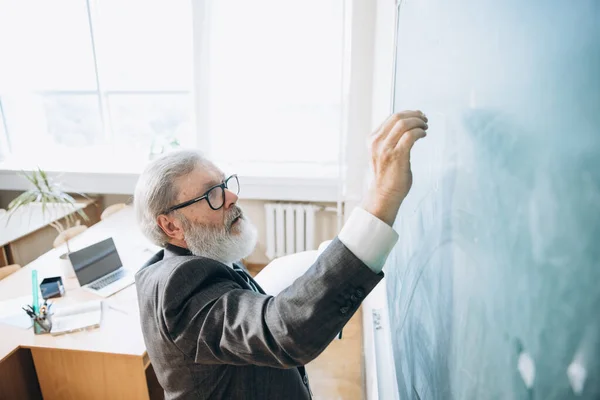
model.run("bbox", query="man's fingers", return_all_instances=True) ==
[401,110,428,123]
[374,113,407,139]
[391,110,427,123]
[384,117,428,147]
[373,111,428,139]
[395,128,427,153]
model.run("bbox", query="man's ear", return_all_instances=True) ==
[157,214,186,241]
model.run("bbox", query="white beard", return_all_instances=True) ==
[180,207,258,265]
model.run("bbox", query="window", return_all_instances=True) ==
[203,0,345,169]
[0,0,347,181]
[0,0,193,168]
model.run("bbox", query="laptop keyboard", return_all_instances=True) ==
[89,269,125,290]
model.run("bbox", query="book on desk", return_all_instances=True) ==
[50,300,103,335]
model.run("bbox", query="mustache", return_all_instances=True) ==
[225,206,244,229]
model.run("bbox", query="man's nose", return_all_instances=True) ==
[224,188,238,208]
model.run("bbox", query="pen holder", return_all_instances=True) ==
[32,315,52,335]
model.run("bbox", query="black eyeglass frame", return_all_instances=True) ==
[164,174,239,213]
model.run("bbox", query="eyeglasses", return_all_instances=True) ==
[164,174,240,213]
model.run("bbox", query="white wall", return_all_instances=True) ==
[323,0,401,397]
[354,1,399,399]
[343,0,398,216]
[324,0,399,397]
[342,0,377,215]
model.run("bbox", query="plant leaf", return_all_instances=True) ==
[38,167,52,191]
[7,167,90,226]
[5,191,38,225]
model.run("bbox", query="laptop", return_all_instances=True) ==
[68,237,135,297]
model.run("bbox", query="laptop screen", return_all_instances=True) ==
[69,237,123,286]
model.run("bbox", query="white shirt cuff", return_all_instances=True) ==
[337,207,399,274]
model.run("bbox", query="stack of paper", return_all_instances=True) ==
[0,295,34,329]
[50,300,103,335]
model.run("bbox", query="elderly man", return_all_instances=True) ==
[134,111,428,399]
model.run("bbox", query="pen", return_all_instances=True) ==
[22,307,36,318]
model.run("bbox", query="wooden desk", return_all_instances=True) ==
[0,199,101,267]
[0,207,162,400]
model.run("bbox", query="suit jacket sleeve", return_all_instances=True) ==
[162,237,383,368]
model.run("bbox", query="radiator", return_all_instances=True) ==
[264,203,320,259]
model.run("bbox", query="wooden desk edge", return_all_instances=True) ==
[0,344,23,364]
[1,343,148,363]
[25,345,146,360]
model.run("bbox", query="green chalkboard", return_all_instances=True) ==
[386,1,600,399]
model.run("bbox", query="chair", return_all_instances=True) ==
[53,225,88,248]
[101,203,128,220]
[0,264,20,280]
[254,240,332,296]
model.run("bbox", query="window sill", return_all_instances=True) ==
[0,153,341,202]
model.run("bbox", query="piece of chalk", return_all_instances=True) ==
[567,361,586,396]
[518,352,535,389]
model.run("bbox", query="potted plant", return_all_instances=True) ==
[6,168,90,276]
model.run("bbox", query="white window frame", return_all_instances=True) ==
[0,0,194,155]
[190,0,351,202]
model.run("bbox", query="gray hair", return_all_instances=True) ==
[134,150,209,247]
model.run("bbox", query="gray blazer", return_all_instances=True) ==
[136,238,383,400]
